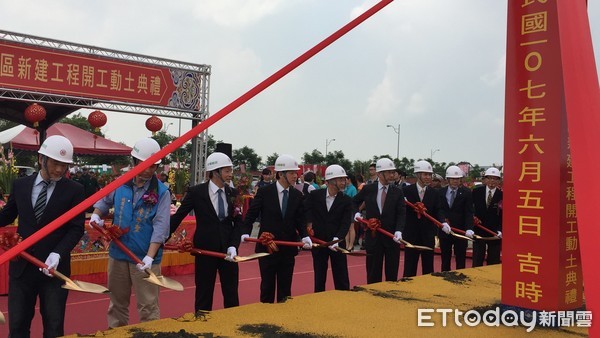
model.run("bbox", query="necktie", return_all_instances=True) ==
[487,190,493,207]
[34,181,49,222]
[281,189,288,217]
[217,188,225,220]
[419,187,425,201]
[449,189,456,208]
[381,186,387,209]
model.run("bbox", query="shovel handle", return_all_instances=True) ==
[163,244,227,259]
[89,221,142,264]
[473,218,499,236]
[244,237,304,247]
[17,250,70,281]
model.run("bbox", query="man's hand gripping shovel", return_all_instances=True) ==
[404,199,473,241]
[89,221,183,291]
[356,217,433,251]
[164,241,270,263]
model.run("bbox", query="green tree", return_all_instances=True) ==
[302,149,325,165]
[232,146,262,171]
[351,160,371,177]
[325,150,351,170]
[266,153,279,167]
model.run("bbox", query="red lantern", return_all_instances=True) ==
[145,116,162,135]
[24,103,46,128]
[88,110,107,132]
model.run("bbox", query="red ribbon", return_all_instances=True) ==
[101,223,129,241]
[258,232,278,253]
[412,202,428,219]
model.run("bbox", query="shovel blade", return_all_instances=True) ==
[61,280,110,294]
[0,311,5,324]
[144,271,184,291]
[233,252,270,262]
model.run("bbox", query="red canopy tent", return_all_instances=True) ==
[0,123,131,155]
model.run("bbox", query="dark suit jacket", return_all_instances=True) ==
[438,186,474,238]
[243,182,306,256]
[304,188,352,245]
[352,183,405,250]
[402,184,445,247]
[170,182,242,252]
[0,174,85,278]
[472,185,503,236]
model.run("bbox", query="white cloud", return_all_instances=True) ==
[190,0,284,28]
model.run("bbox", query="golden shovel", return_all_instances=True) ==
[164,244,270,262]
[90,221,184,292]
[20,251,109,294]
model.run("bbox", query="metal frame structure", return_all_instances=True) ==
[0,30,211,185]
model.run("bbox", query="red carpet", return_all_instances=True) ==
[0,244,459,337]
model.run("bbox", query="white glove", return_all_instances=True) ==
[354,212,362,222]
[41,252,60,277]
[465,230,474,238]
[225,246,237,262]
[301,236,313,250]
[328,237,339,252]
[136,255,154,272]
[393,231,402,243]
[241,234,250,243]
[90,213,104,227]
[497,231,502,239]
[441,222,451,234]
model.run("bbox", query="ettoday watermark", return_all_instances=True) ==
[417,307,592,332]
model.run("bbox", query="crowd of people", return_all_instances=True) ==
[0,135,503,337]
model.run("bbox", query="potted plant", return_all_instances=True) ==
[0,146,18,198]
[169,168,189,200]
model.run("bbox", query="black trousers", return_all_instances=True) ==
[258,253,295,303]
[439,235,468,271]
[403,249,434,277]
[311,248,349,292]
[194,255,239,311]
[472,240,502,267]
[9,264,68,338]
[365,241,401,284]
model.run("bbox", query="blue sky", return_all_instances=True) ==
[1,0,599,167]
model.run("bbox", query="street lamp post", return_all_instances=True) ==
[386,124,400,159]
[326,138,336,156]
[162,122,174,133]
[430,148,440,160]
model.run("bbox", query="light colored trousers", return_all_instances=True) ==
[107,257,161,328]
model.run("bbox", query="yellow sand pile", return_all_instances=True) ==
[65,265,588,337]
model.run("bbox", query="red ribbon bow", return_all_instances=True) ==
[413,202,428,219]
[176,239,193,253]
[102,223,129,241]
[365,218,382,237]
[258,232,278,253]
[0,232,23,261]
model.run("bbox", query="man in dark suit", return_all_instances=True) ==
[170,152,243,311]
[402,160,447,277]
[353,157,405,284]
[438,165,474,271]
[241,154,311,303]
[472,167,503,267]
[0,135,85,338]
[305,164,352,292]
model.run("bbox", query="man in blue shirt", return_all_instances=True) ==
[91,138,171,328]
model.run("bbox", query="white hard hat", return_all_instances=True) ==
[206,152,233,171]
[38,135,74,163]
[375,158,396,173]
[484,167,501,178]
[131,138,161,164]
[445,165,464,179]
[274,154,300,172]
[325,164,347,181]
[414,160,433,173]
